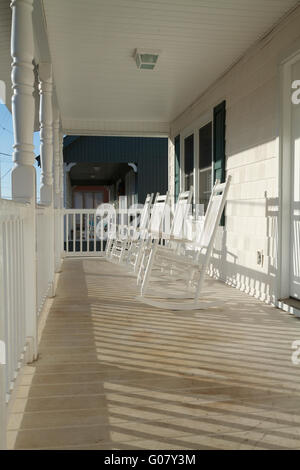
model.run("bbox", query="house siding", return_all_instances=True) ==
[170,6,300,304]
[64,169,73,209]
[63,136,168,203]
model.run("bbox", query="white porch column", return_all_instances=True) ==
[60,131,64,209]
[38,63,56,297]
[60,133,65,259]
[168,136,175,207]
[39,63,53,205]
[10,0,37,366]
[53,109,63,271]
[11,0,36,202]
[53,108,61,209]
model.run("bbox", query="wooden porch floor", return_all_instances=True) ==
[7,258,300,449]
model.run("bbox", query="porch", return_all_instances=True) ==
[7,257,300,450]
[1,0,300,451]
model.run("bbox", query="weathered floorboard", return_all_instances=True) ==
[7,258,300,450]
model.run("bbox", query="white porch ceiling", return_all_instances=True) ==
[41,0,299,134]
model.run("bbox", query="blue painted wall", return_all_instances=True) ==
[63,136,168,203]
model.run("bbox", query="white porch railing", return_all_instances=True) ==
[63,207,146,257]
[0,198,62,448]
[63,209,106,256]
[36,205,54,314]
[0,199,30,445]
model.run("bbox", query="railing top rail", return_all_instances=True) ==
[0,197,30,208]
[63,209,98,214]
[36,204,53,215]
[0,197,31,220]
[63,208,144,215]
[36,203,52,209]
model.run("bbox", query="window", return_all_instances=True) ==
[184,134,194,191]
[199,122,212,209]
[174,135,180,202]
[213,100,226,225]
[73,190,104,209]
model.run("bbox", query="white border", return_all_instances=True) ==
[278,50,300,300]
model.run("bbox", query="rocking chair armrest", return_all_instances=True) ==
[149,230,163,238]
[155,249,201,267]
[156,232,190,242]
[173,236,193,243]
[161,235,194,244]
[161,233,181,241]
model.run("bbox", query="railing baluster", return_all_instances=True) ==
[20,219,25,353]
[15,219,21,362]
[101,218,103,253]
[66,213,69,253]
[7,220,14,389]
[86,213,89,254]
[85,213,87,253]
[80,213,82,254]
[3,222,10,395]
[94,213,96,253]
[11,220,17,374]
[73,213,76,253]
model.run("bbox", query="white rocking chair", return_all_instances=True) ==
[136,192,171,285]
[137,176,231,310]
[106,193,153,264]
[124,192,156,271]
[139,187,193,281]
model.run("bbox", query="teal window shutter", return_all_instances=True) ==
[213,100,226,225]
[174,135,180,202]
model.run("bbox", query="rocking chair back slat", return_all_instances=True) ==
[193,176,231,298]
[149,192,170,235]
[171,188,193,239]
[137,191,171,284]
[138,193,154,232]
[196,178,229,250]
[127,192,168,273]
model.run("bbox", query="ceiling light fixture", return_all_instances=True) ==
[134,49,160,70]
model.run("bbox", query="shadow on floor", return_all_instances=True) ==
[8,258,300,450]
